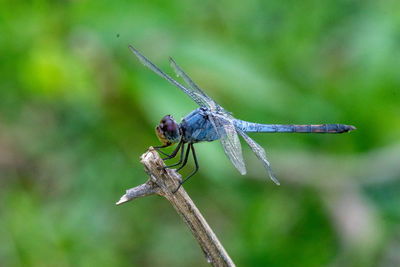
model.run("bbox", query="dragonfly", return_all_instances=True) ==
[129,45,356,192]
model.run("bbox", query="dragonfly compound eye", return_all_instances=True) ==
[155,115,181,145]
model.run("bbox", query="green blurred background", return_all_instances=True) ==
[1,0,400,266]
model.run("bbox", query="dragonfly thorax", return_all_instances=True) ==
[155,115,181,145]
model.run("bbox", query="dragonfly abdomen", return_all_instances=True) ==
[235,120,356,133]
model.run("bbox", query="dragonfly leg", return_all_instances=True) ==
[173,143,199,193]
[164,143,186,168]
[154,144,172,157]
[176,143,191,172]
[162,140,183,160]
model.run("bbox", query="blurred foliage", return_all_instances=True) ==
[1,0,400,266]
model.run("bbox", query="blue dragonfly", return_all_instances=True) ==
[129,45,356,192]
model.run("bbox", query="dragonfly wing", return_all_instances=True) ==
[168,57,218,110]
[129,45,209,107]
[209,115,246,175]
[236,128,280,185]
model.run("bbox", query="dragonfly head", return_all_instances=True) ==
[155,115,181,145]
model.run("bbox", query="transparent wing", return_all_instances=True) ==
[168,57,218,110]
[209,114,246,175]
[129,45,209,107]
[236,128,280,185]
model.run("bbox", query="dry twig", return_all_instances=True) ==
[116,147,235,267]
